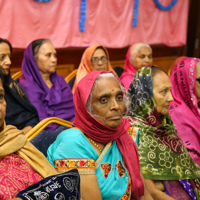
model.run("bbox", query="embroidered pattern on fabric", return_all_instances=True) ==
[55,158,95,169]
[120,162,131,200]
[189,58,196,107]
[55,159,96,175]
[116,160,126,177]
[101,163,111,179]
[127,126,138,142]
[0,153,42,199]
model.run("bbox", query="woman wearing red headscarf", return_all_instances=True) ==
[47,71,152,199]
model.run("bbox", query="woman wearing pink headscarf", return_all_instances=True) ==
[169,57,200,166]
[120,43,153,90]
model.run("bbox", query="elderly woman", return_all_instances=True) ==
[169,57,200,166]
[19,39,75,131]
[120,43,153,90]
[71,44,116,93]
[0,67,80,199]
[127,66,200,200]
[0,38,39,134]
[47,71,153,199]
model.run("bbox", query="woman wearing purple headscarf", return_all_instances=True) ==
[19,39,75,131]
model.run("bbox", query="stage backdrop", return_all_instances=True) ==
[0,0,189,48]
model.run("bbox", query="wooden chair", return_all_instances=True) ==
[65,69,78,83]
[12,71,23,80]
[26,117,72,156]
[26,117,72,141]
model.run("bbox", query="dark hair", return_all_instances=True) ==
[32,39,51,60]
[151,66,167,79]
[0,38,12,53]
[0,67,6,88]
[94,46,108,57]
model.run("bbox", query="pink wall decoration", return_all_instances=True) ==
[0,0,189,48]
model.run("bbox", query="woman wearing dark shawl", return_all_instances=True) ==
[127,66,200,200]
[0,38,39,134]
[19,39,75,131]
[169,57,200,166]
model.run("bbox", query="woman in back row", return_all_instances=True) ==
[19,39,75,131]
[120,43,153,90]
[72,44,117,93]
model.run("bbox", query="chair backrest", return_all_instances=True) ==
[65,69,78,83]
[26,117,72,156]
[68,75,76,89]
[113,66,124,77]
[12,71,23,80]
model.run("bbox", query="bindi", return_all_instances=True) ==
[112,89,114,91]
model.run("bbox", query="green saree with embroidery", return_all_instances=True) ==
[127,67,200,200]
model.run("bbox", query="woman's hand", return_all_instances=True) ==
[144,179,175,200]
[22,126,32,134]
[138,168,154,200]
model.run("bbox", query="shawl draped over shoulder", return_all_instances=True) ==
[19,42,75,131]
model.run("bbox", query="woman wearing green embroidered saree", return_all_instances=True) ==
[127,66,200,200]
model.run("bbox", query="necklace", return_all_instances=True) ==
[90,138,102,152]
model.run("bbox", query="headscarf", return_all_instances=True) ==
[5,70,39,129]
[120,43,152,90]
[73,71,144,200]
[0,122,57,178]
[169,57,200,166]
[19,42,75,131]
[72,45,116,93]
[127,67,200,180]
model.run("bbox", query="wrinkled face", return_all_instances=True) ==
[196,62,200,103]
[35,42,57,76]
[131,46,152,70]
[0,42,11,75]
[91,77,125,128]
[153,71,174,115]
[91,48,108,71]
[0,79,6,131]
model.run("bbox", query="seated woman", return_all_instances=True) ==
[127,66,200,200]
[0,38,39,134]
[120,43,153,90]
[71,44,116,93]
[19,39,75,131]
[47,71,153,199]
[169,57,200,166]
[0,68,80,200]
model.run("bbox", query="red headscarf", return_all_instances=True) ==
[73,71,144,199]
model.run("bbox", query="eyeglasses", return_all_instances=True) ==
[91,57,108,64]
[196,77,200,84]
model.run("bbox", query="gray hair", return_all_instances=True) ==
[86,73,127,117]
[32,39,51,61]
[129,43,152,64]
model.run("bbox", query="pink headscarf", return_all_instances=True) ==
[120,43,152,90]
[73,71,144,199]
[169,57,200,166]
